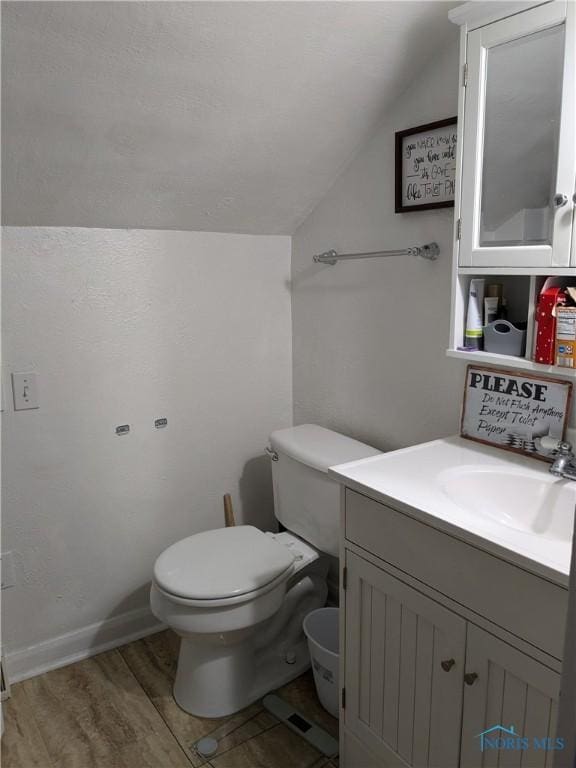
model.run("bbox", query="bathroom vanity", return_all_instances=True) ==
[332,437,573,768]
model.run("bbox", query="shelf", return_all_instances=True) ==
[446,348,576,378]
[457,266,576,277]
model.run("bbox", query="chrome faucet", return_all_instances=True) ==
[537,437,576,481]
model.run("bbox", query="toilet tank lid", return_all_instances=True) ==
[269,424,380,473]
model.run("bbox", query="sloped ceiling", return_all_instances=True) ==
[2,1,458,234]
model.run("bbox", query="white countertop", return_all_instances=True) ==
[330,436,575,587]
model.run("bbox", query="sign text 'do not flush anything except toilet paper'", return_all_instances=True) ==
[461,365,572,458]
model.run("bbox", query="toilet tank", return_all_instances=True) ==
[268,424,380,557]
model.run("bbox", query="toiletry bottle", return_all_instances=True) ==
[486,283,503,301]
[484,296,499,326]
[485,284,502,325]
[465,278,485,350]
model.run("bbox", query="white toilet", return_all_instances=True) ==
[150,424,379,718]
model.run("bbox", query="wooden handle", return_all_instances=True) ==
[223,494,236,527]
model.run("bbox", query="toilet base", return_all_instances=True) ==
[173,635,311,718]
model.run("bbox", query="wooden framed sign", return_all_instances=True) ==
[395,117,457,213]
[460,365,573,459]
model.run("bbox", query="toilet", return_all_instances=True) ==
[150,424,380,717]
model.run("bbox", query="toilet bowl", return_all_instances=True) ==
[150,526,328,717]
[150,424,380,718]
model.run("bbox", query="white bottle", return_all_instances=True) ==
[465,278,485,350]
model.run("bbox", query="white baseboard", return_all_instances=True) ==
[4,607,164,684]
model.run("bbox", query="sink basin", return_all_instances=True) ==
[330,435,575,583]
[438,466,576,543]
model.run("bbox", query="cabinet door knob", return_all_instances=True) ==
[441,659,456,672]
[554,193,568,208]
[464,672,479,686]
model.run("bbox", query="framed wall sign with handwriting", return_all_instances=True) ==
[460,365,572,460]
[395,117,457,213]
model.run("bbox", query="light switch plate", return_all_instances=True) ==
[12,372,39,410]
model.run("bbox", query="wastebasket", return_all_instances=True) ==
[303,607,339,718]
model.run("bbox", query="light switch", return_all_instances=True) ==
[12,372,39,410]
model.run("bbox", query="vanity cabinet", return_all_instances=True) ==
[345,552,466,768]
[460,626,560,768]
[456,1,575,270]
[340,489,567,768]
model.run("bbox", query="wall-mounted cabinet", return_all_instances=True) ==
[449,1,576,374]
[458,1,575,270]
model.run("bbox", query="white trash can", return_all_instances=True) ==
[303,607,339,718]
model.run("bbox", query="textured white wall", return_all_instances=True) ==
[292,42,466,451]
[2,227,292,656]
[2,1,457,233]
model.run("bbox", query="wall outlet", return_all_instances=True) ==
[1,552,16,590]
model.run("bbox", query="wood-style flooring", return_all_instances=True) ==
[1,630,339,768]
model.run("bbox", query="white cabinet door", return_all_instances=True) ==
[344,552,466,768]
[460,625,561,768]
[459,1,575,269]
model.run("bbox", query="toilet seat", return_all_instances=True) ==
[153,525,296,605]
[153,566,294,608]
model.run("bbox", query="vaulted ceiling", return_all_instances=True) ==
[2,1,458,233]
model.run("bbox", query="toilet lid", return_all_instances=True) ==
[153,526,296,601]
